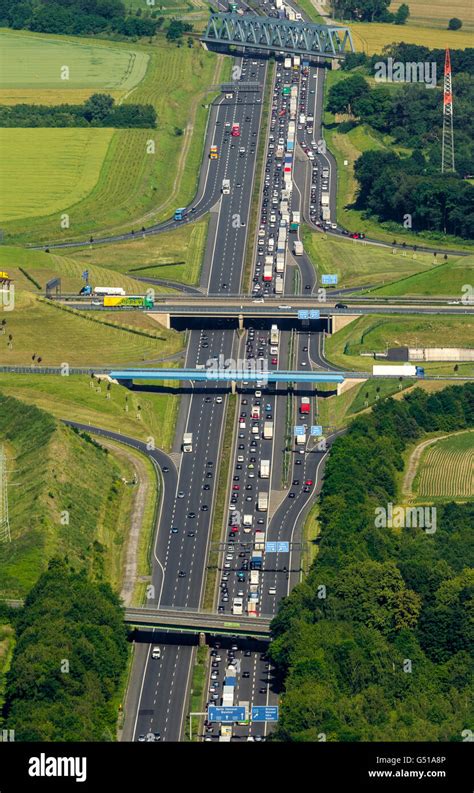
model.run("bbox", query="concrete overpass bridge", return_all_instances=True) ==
[109,368,346,387]
[124,607,272,639]
[202,13,354,61]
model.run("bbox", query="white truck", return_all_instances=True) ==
[373,364,422,377]
[284,56,292,69]
[243,514,253,532]
[257,492,268,512]
[222,178,230,194]
[232,597,243,615]
[276,254,285,273]
[322,206,331,221]
[254,530,265,551]
[260,459,270,478]
[250,570,260,587]
[276,145,285,159]
[270,324,279,345]
[263,420,274,439]
[296,432,306,446]
[321,192,330,207]
[299,113,306,124]
[219,725,233,742]
[182,432,193,452]
[293,240,303,256]
[275,275,284,294]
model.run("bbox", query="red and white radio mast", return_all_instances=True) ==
[441,48,455,173]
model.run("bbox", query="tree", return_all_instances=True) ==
[327,74,369,115]
[84,93,115,123]
[448,17,462,30]
[394,3,409,24]
[166,19,192,41]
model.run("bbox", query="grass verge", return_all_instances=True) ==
[185,645,209,741]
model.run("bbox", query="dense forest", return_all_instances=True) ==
[327,46,474,237]
[269,384,474,741]
[0,94,157,129]
[0,0,161,37]
[3,560,128,741]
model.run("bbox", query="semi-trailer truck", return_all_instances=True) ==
[251,550,263,569]
[255,530,265,551]
[103,295,154,308]
[257,492,268,512]
[93,286,125,296]
[182,432,193,452]
[321,193,330,206]
[270,324,279,345]
[263,264,273,282]
[284,56,292,69]
[296,432,306,446]
[275,275,283,294]
[243,514,253,532]
[232,597,243,615]
[276,254,285,273]
[322,206,331,221]
[260,459,270,478]
[373,364,425,377]
[290,211,300,231]
[293,240,303,255]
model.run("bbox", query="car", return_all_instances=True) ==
[216,396,223,404]
[335,303,348,309]
[171,526,178,534]
[162,466,169,473]
[295,459,302,465]
[152,647,161,659]
[188,511,196,518]
[201,504,209,511]
[268,586,277,595]
[206,471,213,479]
[259,687,267,694]
[242,671,250,678]
[153,732,161,741]
[288,492,296,499]
[203,484,210,491]
[137,735,146,742]
[178,491,185,498]
[305,479,313,486]
[178,571,186,578]
[293,479,300,486]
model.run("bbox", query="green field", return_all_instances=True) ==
[371,256,474,298]
[71,216,209,286]
[0,129,114,222]
[411,431,474,501]
[2,32,228,244]
[0,30,149,90]
[324,315,474,375]
[302,226,437,290]
[0,374,179,450]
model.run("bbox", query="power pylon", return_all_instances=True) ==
[441,48,455,173]
[0,445,11,543]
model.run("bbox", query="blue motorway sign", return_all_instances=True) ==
[208,706,246,723]
[297,309,309,319]
[309,309,320,319]
[321,274,338,285]
[310,425,323,436]
[294,425,305,436]
[265,542,289,553]
[252,706,279,722]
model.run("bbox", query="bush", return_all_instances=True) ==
[448,17,462,30]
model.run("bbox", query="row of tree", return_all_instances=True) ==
[3,559,128,740]
[0,94,157,128]
[342,44,474,76]
[0,0,161,37]
[269,384,474,741]
[330,0,409,24]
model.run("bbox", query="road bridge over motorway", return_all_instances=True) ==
[124,607,272,639]
[109,368,345,385]
[202,13,354,60]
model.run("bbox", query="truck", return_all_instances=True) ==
[103,295,154,309]
[232,597,243,615]
[263,263,273,282]
[293,55,301,68]
[210,145,218,159]
[221,178,230,194]
[182,432,193,452]
[275,275,284,294]
[300,397,310,415]
[174,207,185,221]
[296,432,306,446]
[286,7,296,20]
[270,324,279,345]
[257,492,268,512]
[263,420,274,440]
[251,550,263,568]
[286,139,294,153]
[372,364,425,377]
[243,514,253,532]
[290,211,300,231]
[284,57,292,69]
[250,570,260,586]
[231,122,240,137]
[321,192,330,207]
[247,601,257,617]
[222,686,234,707]
[276,145,284,159]
[299,113,306,125]
[282,85,291,96]
[322,206,331,221]
[276,254,285,273]
[255,530,265,551]
[293,240,303,256]
[260,459,270,478]
[219,725,233,742]
[93,286,125,296]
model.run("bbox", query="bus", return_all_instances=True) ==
[210,145,218,159]
[231,123,241,137]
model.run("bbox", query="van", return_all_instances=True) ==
[152,647,161,659]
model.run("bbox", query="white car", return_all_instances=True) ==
[216,396,223,403]
[255,390,262,397]
[268,586,277,595]
[152,647,161,660]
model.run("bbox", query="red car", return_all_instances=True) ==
[305,479,313,486]
[232,485,240,491]
[271,357,278,365]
